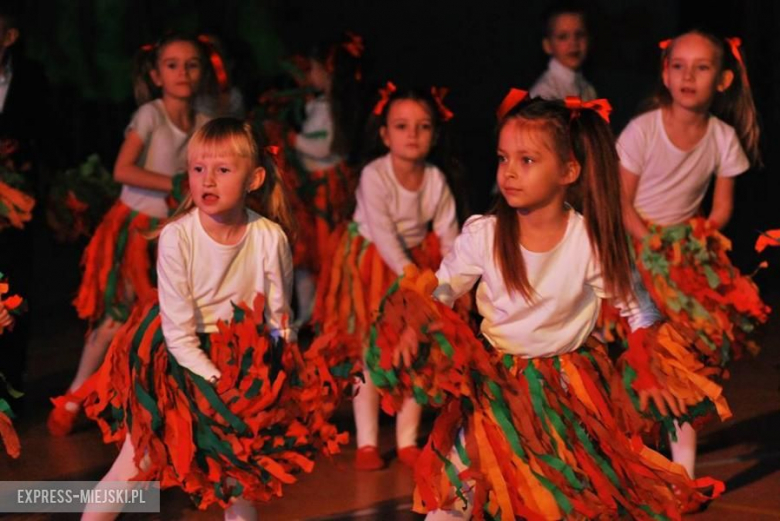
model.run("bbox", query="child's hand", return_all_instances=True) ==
[638,386,688,417]
[0,303,14,333]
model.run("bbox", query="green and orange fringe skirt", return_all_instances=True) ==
[366,267,729,520]
[72,200,159,324]
[81,292,353,509]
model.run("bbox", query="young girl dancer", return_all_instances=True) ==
[368,93,728,520]
[315,85,463,470]
[619,31,766,480]
[81,118,348,520]
[48,33,211,436]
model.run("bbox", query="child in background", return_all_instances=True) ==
[315,85,464,471]
[618,30,766,484]
[48,33,211,436]
[530,2,597,101]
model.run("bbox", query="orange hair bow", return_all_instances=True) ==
[342,31,365,58]
[373,81,397,115]
[564,96,612,123]
[198,35,229,92]
[430,87,454,122]
[496,88,529,120]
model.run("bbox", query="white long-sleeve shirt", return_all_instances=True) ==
[157,209,295,380]
[294,96,342,171]
[433,210,660,357]
[529,58,597,101]
[352,154,459,276]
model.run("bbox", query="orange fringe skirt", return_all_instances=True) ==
[367,267,726,520]
[313,222,467,364]
[290,162,356,272]
[604,218,769,372]
[72,200,159,324]
[81,293,351,509]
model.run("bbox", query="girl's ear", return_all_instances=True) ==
[542,37,553,56]
[561,159,581,186]
[379,125,390,149]
[149,68,162,88]
[247,167,266,193]
[717,69,735,92]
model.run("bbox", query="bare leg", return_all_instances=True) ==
[81,435,150,521]
[353,371,379,448]
[67,317,123,408]
[670,421,697,479]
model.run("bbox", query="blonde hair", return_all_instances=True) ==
[150,118,296,238]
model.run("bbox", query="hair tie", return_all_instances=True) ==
[197,35,229,92]
[564,96,612,123]
[496,88,529,120]
[430,87,454,122]
[373,81,397,116]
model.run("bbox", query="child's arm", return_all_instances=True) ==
[359,170,415,275]
[263,230,296,342]
[432,217,485,307]
[113,130,175,192]
[157,227,221,382]
[620,165,650,240]
[708,176,735,230]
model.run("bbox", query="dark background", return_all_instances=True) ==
[10,0,780,284]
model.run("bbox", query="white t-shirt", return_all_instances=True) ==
[294,96,342,171]
[433,211,660,358]
[353,154,459,276]
[618,109,750,225]
[119,99,210,219]
[157,208,295,380]
[529,58,597,101]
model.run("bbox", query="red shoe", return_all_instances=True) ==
[397,446,421,469]
[355,446,384,471]
[47,393,82,437]
[673,485,708,515]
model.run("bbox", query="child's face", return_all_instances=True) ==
[151,41,202,100]
[308,60,332,92]
[188,149,265,220]
[496,120,579,212]
[380,99,435,163]
[543,13,588,71]
[663,33,733,112]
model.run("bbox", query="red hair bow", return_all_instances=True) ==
[659,38,672,50]
[564,96,612,123]
[373,81,397,115]
[496,88,529,120]
[140,43,155,52]
[430,87,454,122]
[198,34,229,92]
[265,145,280,157]
[342,31,364,58]
[725,37,745,67]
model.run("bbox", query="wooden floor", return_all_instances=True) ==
[0,237,778,520]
